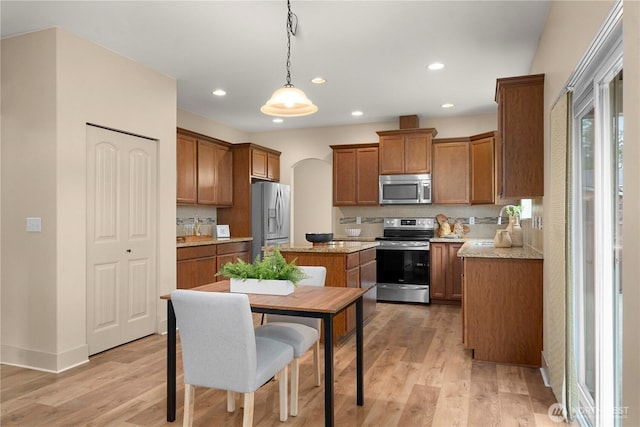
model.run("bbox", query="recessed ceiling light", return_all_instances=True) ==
[212,89,226,96]
[311,77,326,84]
[441,103,455,109]
[428,62,445,70]
[351,111,364,117]
[273,118,283,123]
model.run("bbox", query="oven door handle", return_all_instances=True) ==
[378,283,430,290]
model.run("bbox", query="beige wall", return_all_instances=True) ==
[1,28,177,372]
[177,109,249,144]
[1,29,59,359]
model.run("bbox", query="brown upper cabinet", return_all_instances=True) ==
[216,143,281,238]
[177,132,198,204]
[432,131,502,205]
[376,128,437,175]
[432,137,470,204]
[251,148,280,182]
[197,140,233,206]
[177,128,233,206]
[495,74,544,199]
[331,144,379,206]
[470,132,496,204]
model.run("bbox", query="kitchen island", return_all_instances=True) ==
[278,241,378,344]
[458,239,543,366]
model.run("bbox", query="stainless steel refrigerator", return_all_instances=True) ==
[251,182,291,261]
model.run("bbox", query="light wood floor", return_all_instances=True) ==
[1,302,565,427]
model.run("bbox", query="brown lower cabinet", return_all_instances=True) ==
[430,242,463,303]
[462,257,543,366]
[282,247,377,345]
[177,241,250,289]
[216,241,251,278]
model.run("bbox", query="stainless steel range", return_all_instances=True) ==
[376,217,435,304]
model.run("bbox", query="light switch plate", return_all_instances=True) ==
[26,217,42,232]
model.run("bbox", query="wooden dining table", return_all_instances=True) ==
[161,280,367,427]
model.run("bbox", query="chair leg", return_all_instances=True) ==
[290,359,299,416]
[313,340,321,386]
[242,392,255,427]
[227,390,236,412]
[183,384,195,427]
[279,364,289,422]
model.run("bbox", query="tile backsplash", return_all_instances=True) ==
[177,205,217,236]
[335,205,506,239]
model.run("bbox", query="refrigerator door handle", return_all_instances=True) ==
[278,186,286,236]
[275,186,283,235]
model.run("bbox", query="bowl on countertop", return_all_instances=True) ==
[345,228,362,237]
[305,233,334,244]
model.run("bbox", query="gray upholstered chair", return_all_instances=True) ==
[171,290,294,427]
[254,266,326,416]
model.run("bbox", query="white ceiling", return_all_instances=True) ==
[1,1,550,133]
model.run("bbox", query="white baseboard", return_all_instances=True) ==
[1,343,88,373]
[540,350,552,387]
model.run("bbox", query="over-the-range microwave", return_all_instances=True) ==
[379,174,432,205]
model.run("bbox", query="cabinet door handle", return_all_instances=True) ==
[126,249,132,253]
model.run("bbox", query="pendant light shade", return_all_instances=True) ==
[261,0,317,117]
[261,86,318,117]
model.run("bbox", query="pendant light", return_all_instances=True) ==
[261,0,318,117]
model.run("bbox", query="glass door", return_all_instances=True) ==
[572,35,623,426]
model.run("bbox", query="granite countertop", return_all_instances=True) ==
[177,236,252,248]
[277,241,379,254]
[430,236,466,243]
[457,238,543,260]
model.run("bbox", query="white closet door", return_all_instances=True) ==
[86,125,157,355]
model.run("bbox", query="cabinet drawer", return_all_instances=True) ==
[217,241,250,255]
[346,253,360,269]
[177,245,217,261]
[359,248,376,264]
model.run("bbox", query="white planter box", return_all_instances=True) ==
[229,278,294,296]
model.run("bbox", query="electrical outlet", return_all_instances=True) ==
[356,216,361,224]
[469,216,475,225]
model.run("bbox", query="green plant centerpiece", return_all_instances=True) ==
[505,204,522,218]
[217,249,307,295]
